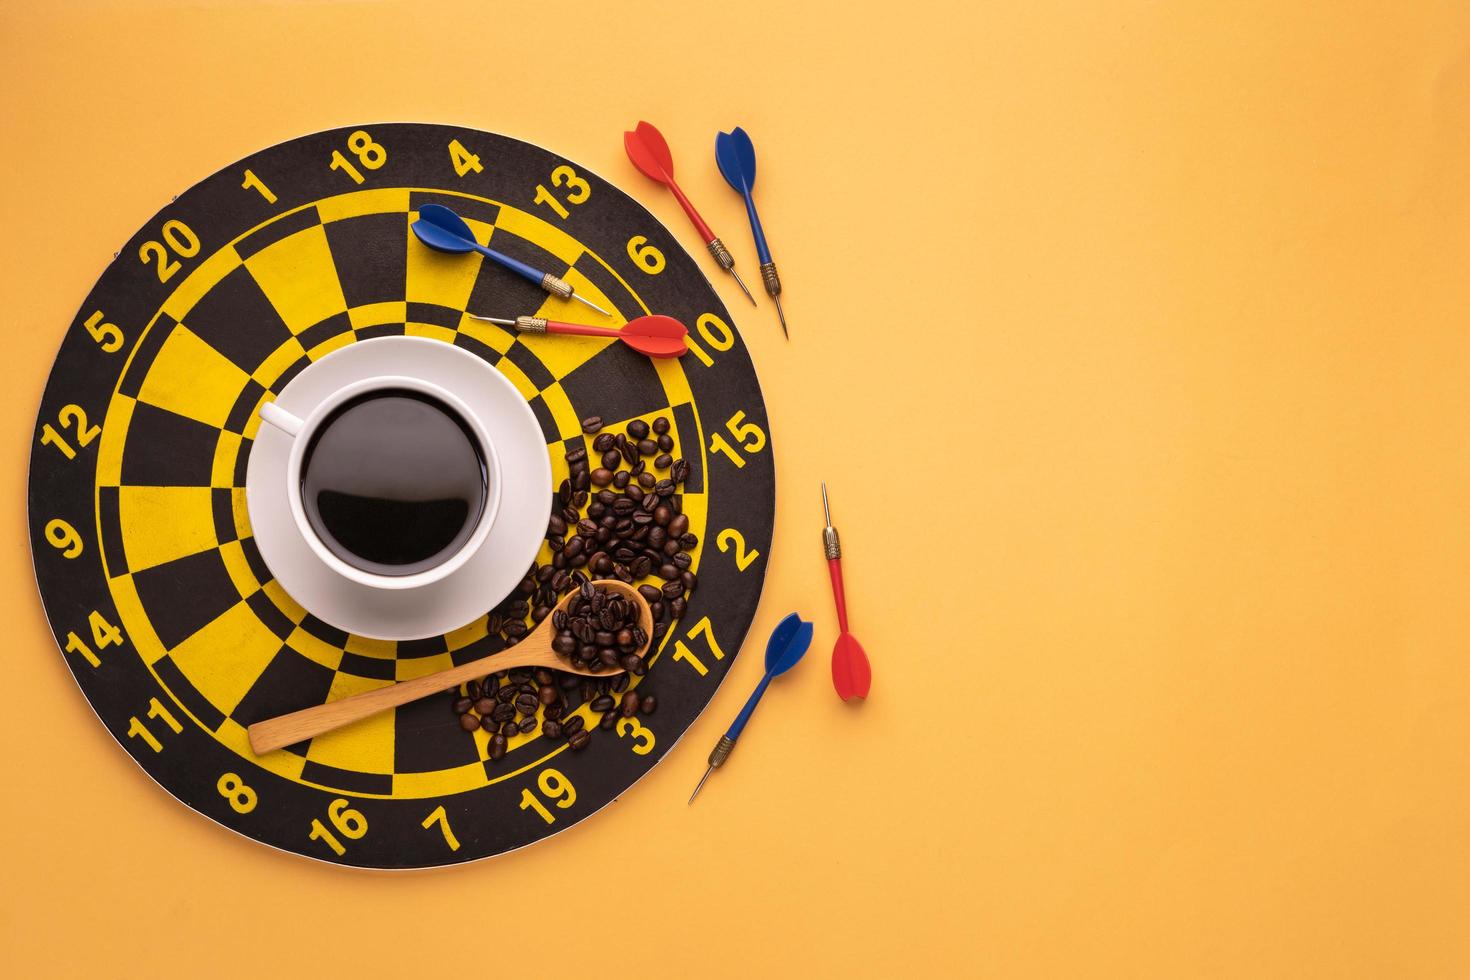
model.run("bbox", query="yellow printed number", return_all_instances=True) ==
[83,311,124,353]
[45,519,84,559]
[217,773,258,813]
[615,716,655,755]
[65,609,124,668]
[422,805,461,851]
[309,798,368,857]
[518,768,576,824]
[685,313,735,367]
[241,169,277,204]
[38,404,101,461]
[672,617,726,677]
[330,130,387,185]
[138,219,199,284]
[716,529,760,571]
[708,411,767,469]
[126,697,181,753]
[627,236,665,275]
[449,139,483,177]
[533,165,590,220]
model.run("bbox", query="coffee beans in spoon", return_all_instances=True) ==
[453,415,688,757]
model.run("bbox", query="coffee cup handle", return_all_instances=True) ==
[258,401,304,437]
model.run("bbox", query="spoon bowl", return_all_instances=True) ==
[247,580,651,754]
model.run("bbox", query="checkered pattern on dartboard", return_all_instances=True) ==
[91,189,707,798]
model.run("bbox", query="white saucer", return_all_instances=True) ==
[245,336,552,640]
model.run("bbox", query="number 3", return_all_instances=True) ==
[615,716,655,755]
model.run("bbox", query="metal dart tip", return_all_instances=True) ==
[570,292,612,317]
[729,268,757,306]
[822,482,831,525]
[468,314,516,327]
[688,765,715,805]
[773,295,788,338]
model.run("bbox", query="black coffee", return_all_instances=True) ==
[300,389,487,576]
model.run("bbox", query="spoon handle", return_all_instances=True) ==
[248,642,553,755]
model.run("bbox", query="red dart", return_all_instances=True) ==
[822,483,871,701]
[469,313,688,359]
[624,121,758,306]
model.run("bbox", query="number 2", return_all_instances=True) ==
[716,529,760,571]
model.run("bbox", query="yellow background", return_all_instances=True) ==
[3,1,1469,976]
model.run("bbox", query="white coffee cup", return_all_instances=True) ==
[257,375,502,592]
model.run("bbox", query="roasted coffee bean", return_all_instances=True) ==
[672,552,692,570]
[657,432,674,452]
[638,584,662,602]
[542,719,563,739]
[620,691,640,717]
[572,488,589,506]
[600,710,618,730]
[561,505,579,524]
[535,685,558,707]
[631,458,646,476]
[589,694,615,713]
[680,532,698,549]
[518,716,538,734]
[453,697,473,715]
[552,610,568,630]
[670,596,686,619]
[566,446,588,465]
[652,416,670,434]
[621,653,646,675]
[474,697,496,715]
[627,419,650,439]
[640,694,657,715]
[660,579,683,599]
[500,720,519,737]
[638,471,657,488]
[626,483,645,501]
[558,478,573,504]
[653,620,669,639]
[658,563,678,580]
[492,701,516,722]
[515,694,539,714]
[477,713,496,732]
[654,452,672,469]
[681,570,698,591]
[489,734,508,760]
[466,679,483,699]
[497,684,518,703]
[544,700,565,721]
[532,604,551,621]
[600,449,621,470]
[638,438,658,456]
[672,459,690,483]
[591,468,613,486]
[581,415,603,434]
[612,471,630,489]
[611,673,630,694]
[568,730,591,751]
[562,715,585,736]
[458,711,482,731]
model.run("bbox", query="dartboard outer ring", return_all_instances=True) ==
[27,123,775,868]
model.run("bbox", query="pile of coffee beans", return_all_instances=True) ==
[551,580,649,674]
[451,413,696,758]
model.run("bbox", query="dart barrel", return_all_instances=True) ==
[540,272,574,300]
[759,261,782,299]
[823,527,842,560]
[511,316,548,333]
[706,238,737,272]
[708,734,736,768]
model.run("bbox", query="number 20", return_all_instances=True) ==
[138,219,199,283]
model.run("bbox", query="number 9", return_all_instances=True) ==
[45,519,83,558]
[539,768,576,809]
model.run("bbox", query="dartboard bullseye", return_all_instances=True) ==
[28,124,775,868]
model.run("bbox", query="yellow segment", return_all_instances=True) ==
[244,225,348,333]
[216,718,306,782]
[135,326,249,427]
[396,652,452,681]
[117,487,217,572]
[248,337,308,391]
[211,431,241,488]
[493,205,583,265]
[94,393,134,487]
[491,354,538,400]
[539,382,580,440]
[167,600,282,713]
[160,246,242,322]
[513,324,615,382]
[285,627,343,672]
[218,540,260,599]
[404,322,456,343]
[260,580,306,623]
[393,762,489,798]
[348,301,407,329]
[304,672,395,774]
[108,573,166,667]
[308,331,355,361]
[457,317,515,355]
[231,486,251,539]
[445,617,488,651]
[315,187,410,223]
[344,633,395,658]
[405,215,487,309]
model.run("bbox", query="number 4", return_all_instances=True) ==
[449,139,483,177]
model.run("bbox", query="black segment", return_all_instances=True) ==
[245,590,295,639]
[397,635,448,660]
[297,312,352,351]
[559,343,668,427]
[300,760,392,796]
[671,401,704,493]
[97,486,127,577]
[230,646,335,728]
[212,487,237,545]
[570,251,641,315]
[408,191,501,227]
[324,213,408,307]
[394,695,480,774]
[452,330,502,366]
[118,316,178,398]
[502,340,556,390]
[120,403,217,487]
[182,265,295,374]
[131,551,243,650]
[339,651,395,680]
[238,535,273,588]
[299,613,348,647]
[224,379,268,434]
[355,323,406,340]
[407,302,463,329]
[526,394,559,443]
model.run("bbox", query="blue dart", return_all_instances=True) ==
[715,126,788,338]
[412,204,611,317]
[688,612,813,804]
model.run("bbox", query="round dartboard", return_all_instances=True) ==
[28,123,775,868]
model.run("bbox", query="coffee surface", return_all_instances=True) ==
[300,389,487,576]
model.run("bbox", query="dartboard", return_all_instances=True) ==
[28,123,775,868]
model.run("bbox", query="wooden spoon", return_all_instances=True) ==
[247,581,652,755]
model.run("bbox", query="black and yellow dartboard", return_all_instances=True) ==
[27,123,775,868]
